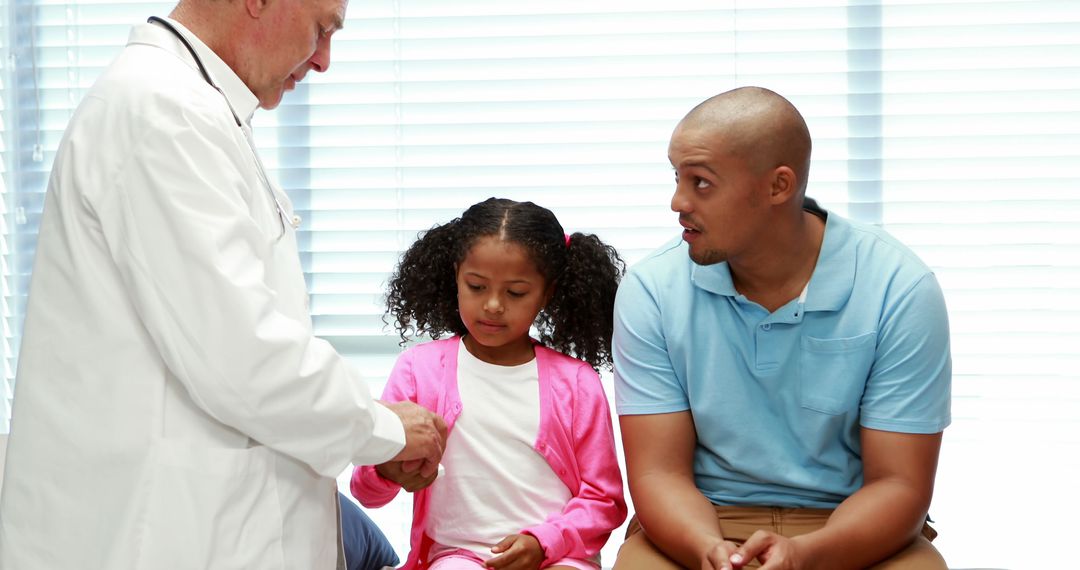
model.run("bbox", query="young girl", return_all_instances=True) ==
[352,198,627,570]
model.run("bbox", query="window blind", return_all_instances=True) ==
[0,0,12,428]
[1,1,1078,567]
[868,5,1080,569]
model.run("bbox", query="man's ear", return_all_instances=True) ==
[768,165,799,206]
[246,0,269,19]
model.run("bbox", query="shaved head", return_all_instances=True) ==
[678,86,812,194]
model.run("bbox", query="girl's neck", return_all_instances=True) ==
[462,334,536,366]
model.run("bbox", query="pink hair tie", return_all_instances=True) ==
[564,233,572,248]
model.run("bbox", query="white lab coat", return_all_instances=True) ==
[0,20,404,569]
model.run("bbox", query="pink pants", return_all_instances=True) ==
[428,545,599,570]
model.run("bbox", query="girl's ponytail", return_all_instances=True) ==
[539,232,625,370]
[384,220,467,345]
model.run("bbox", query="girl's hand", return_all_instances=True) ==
[485,533,543,570]
[374,460,437,492]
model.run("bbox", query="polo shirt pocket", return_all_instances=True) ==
[799,332,877,415]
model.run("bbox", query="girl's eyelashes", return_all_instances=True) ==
[465,283,528,298]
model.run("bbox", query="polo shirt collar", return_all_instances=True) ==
[802,211,855,312]
[689,260,738,297]
[689,209,856,313]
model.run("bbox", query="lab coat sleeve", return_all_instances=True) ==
[87,97,404,477]
[350,351,420,507]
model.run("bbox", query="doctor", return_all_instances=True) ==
[0,0,447,568]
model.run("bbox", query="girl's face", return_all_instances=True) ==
[456,236,550,366]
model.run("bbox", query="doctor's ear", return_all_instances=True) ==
[245,0,270,18]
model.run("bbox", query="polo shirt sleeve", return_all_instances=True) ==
[860,272,952,434]
[612,270,690,415]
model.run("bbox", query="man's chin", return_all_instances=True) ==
[258,91,285,111]
[690,248,727,266]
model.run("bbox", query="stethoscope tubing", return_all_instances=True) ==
[147,16,291,241]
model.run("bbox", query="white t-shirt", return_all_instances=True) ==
[426,340,571,560]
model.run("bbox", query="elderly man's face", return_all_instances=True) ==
[248,0,348,110]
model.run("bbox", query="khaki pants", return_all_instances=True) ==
[612,506,946,570]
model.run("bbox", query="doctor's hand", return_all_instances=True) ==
[375,459,438,492]
[380,400,447,478]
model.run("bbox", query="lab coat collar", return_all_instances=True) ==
[130,18,260,125]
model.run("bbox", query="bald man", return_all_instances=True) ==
[611,87,951,570]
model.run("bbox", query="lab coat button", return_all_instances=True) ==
[290,215,302,228]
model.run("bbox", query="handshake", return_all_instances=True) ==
[377,401,449,491]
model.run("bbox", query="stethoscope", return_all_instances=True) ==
[148,16,295,241]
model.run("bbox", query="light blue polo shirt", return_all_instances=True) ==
[613,210,951,508]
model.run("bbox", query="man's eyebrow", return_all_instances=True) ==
[674,159,718,176]
[328,13,345,32]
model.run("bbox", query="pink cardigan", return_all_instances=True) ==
[351,337,627,569]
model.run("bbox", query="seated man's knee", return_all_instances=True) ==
[611,519,682,570]
[869,535,947,570]
[338,492,399,570]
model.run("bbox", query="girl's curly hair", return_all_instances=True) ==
[384,197,625,370]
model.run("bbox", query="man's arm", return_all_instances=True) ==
[614,264,743,568]
[815,428,941,565]
[93,95,410,477]
[733,429,941,570]
[622,411,738,570]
